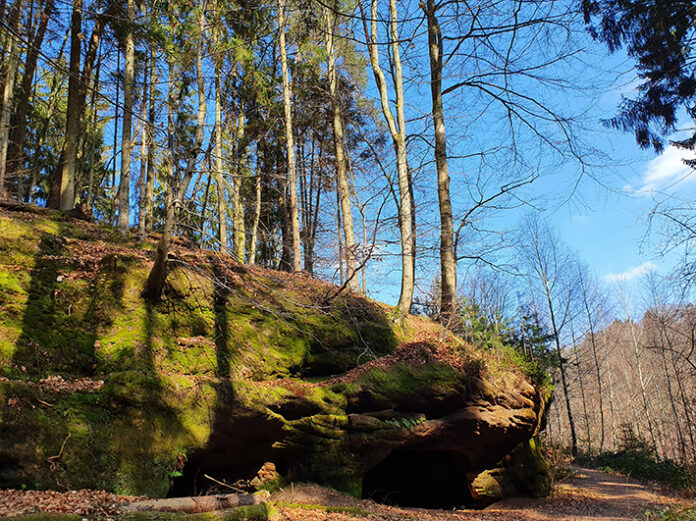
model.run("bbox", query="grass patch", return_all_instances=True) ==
[120,504,269,521]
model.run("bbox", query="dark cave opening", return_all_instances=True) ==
[167,452,254,498]
[362,450,474,509]
[167,412,286,498]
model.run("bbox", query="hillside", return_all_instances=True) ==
[0,205,549,508]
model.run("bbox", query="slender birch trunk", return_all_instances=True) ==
[571,322,592,454]
[324,4,359,292]
[360,0,414,315]
[423,0,456,322]
[621,292,660,459]
[602,330,618,450]
[579,270,605,452]
[117,0,135,232]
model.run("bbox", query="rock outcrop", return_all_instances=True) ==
[0,207,551,507]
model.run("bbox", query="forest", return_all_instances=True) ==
[0,0,695,519]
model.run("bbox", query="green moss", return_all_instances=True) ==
[0,208,545,501]
[1,515,83,521]
[356,361,463,402]
[470,437,552,502]
[120,505,269,521]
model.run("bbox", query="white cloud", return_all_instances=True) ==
[570,214,590,225]
[604,261,658,282]
[636,146,696,195]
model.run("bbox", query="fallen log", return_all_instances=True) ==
[120,491,269,514]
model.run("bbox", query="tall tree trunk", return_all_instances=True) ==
[27,32,67,201]
[360,0,414,316]
[249,142,262,265]
[85,38,102,207]
[542,277,578,457]
[48,0,81,209]
[232,109,245,262]
[670,341,696,456]
[214,55,227,252]
[324,4,358,292]
[621,294,660,460]
[138,64,149,240]
[278,0,302,271]
[6,0,54,184]
[336,184,344,285]
[578,270,605,452]
[570,322,592,454]
[601,328,619,450]
[658,326,686,461]
[117,0,135,232]
[109,48,121,223]
[0,0,24,195]
[49,0,109,210]
[145,6,206,300]
[424,0,456,323]
[145,48,155,234]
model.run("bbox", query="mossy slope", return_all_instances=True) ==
[0,207,549,502]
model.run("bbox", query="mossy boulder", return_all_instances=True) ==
[470,437,552,504]
[0,206,551,506]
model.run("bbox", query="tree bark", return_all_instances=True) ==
[578,269,605,452]
[621,293,660,460]
[424,0,456,323]
[249,142,262,265]
[145,48,156,234]
[324,4,359,292]
[214,67,227,253]
[49,0,109,210]
[545,281,578,457]
[278,0,302,271]
[232,109,245,262]
[0,0,24,195]
[571,322,592,454]
[6,0,54,184]
[360,0,414,316]
[117,0,135,232]
[137,63,149,240]
[145,7,207,300]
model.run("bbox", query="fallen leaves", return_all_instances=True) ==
[0,489,141,517]
[0,375,104,393]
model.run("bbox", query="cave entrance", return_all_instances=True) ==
[362,450,473,509]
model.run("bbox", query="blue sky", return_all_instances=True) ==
[358,11,696,310]
[83,0,695,310]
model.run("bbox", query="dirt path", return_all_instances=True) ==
[273,467,690,521]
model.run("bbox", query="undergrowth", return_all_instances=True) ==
[576,427,696,491]
[642,506,696,521]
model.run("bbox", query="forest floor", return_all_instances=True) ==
[272,466,692,521]
[2,467,692,521]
